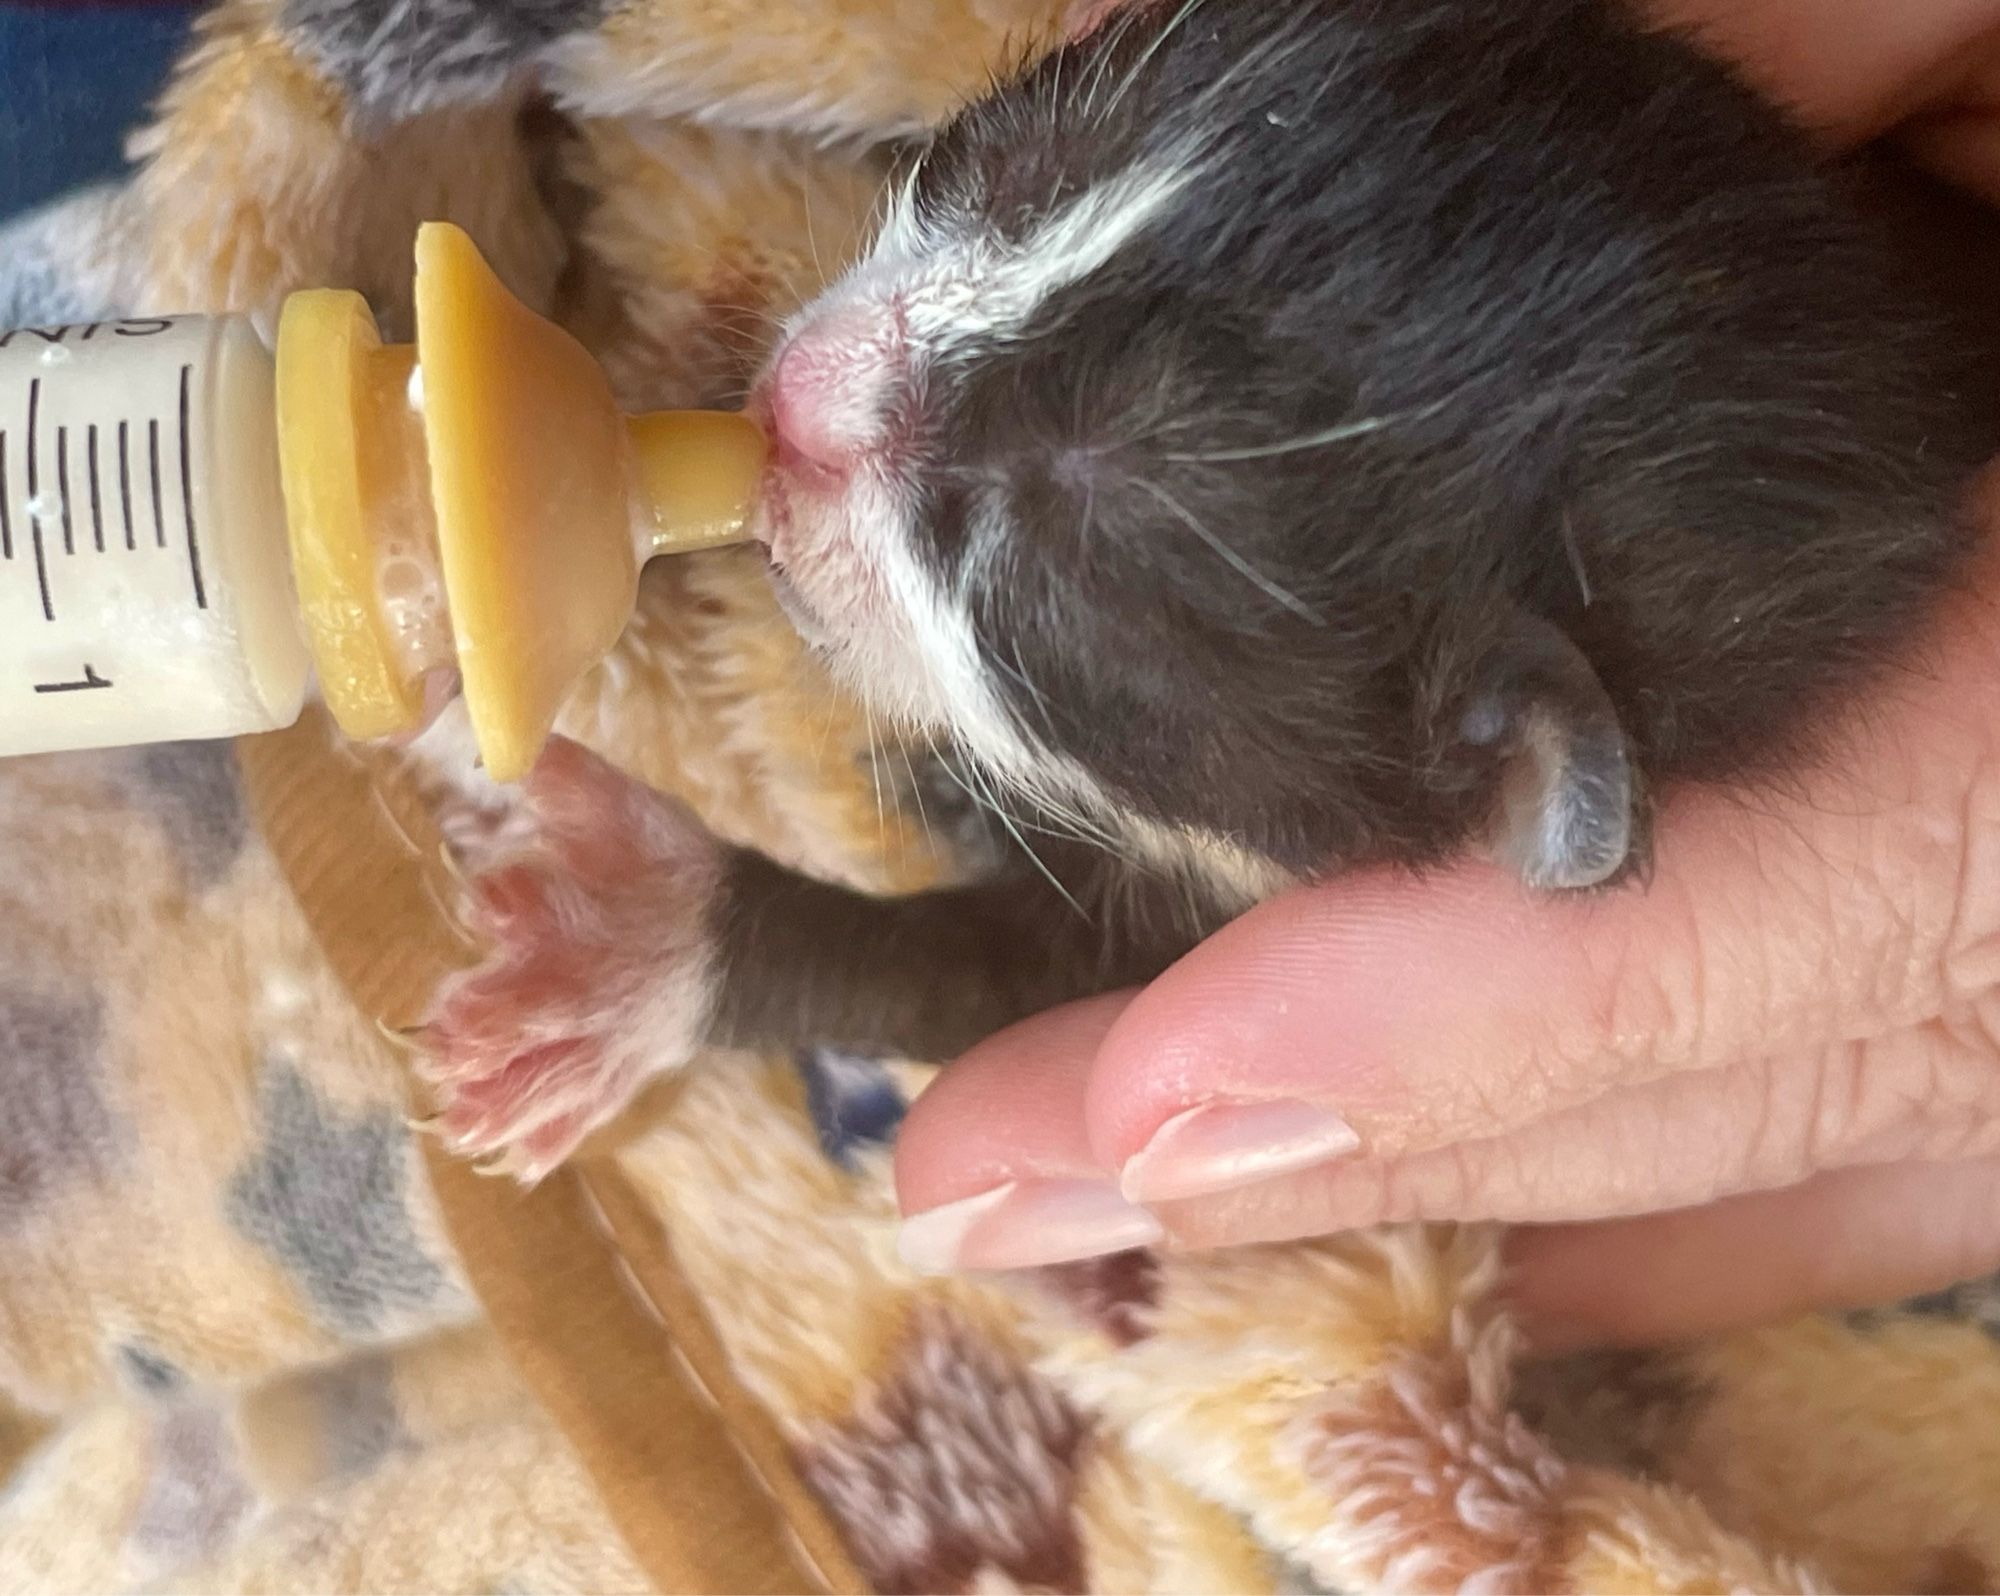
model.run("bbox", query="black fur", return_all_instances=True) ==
[574,0,2000,1075]
[707,831,1205,1061]
[900,0,1998,881]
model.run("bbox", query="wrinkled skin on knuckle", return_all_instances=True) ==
[1567,874,1712,1077]
[1939,732,2000,1021]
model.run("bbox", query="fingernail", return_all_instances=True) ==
[897,1179,1165,1274]
[1119,1099,1359,1204]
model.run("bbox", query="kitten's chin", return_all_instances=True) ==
[761,557,838,650]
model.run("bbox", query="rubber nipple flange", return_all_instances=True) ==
[274,222,767,782]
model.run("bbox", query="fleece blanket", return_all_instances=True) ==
[3,3,2000,1591]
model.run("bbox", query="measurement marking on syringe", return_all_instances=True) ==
[25,377,49,621]
[179,365,206,609]
[86,424,103,552]
[33,665,111,695]
[56,426,73,556]
[117,421,133,550]
[147,418,163,549]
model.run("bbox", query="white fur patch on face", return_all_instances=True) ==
[767,449,1048,775]
[860,150,1199,350]
[765,432,1117,841]
[760,150,1200,828]
[770,144,1199,394]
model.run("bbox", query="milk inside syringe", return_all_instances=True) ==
[0,220,769,778]
[0,316,310,759]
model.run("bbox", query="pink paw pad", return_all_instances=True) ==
[417,738,723,1181]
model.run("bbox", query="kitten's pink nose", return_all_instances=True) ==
[766,302,904,477]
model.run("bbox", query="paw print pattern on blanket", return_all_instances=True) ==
[127,742,251,894]
[226,1062,457,1338]
[0,982,118,1230]
[6,4,2000,1592]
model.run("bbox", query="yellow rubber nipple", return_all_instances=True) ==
[274,222,766,782]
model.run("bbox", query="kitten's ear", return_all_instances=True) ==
[1458,612,1645,891]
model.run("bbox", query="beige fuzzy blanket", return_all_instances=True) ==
[3,4,1999,1591]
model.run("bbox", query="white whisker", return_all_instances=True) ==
[1161,402,1445,463]
[863,697,887,844]
[1133,476,1324,626]
[938,752,1090,919]
[895,742,937,854]
[800,174,830,291]
[1102,0,1209,120]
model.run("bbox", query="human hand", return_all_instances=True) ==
[893,3,2000,1347]
[1653,0,2000,202]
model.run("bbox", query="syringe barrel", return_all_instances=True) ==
[0,315,309,759]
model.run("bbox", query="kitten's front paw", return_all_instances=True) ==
[418,737,724,1181]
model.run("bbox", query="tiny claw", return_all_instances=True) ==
[435,839,470,889]
[422,871,485,950]
[406,753,715,1189]
[366,784,427,862]
[471,1145,549,1184]
[375,1016,429,1053]
[439,1116,485,1153]
[401,1023,445,1062]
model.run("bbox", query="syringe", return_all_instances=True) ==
[0,223,766,782]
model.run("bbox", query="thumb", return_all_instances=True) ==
[1087,582,2000,1199]
[1648,0,2000,146]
